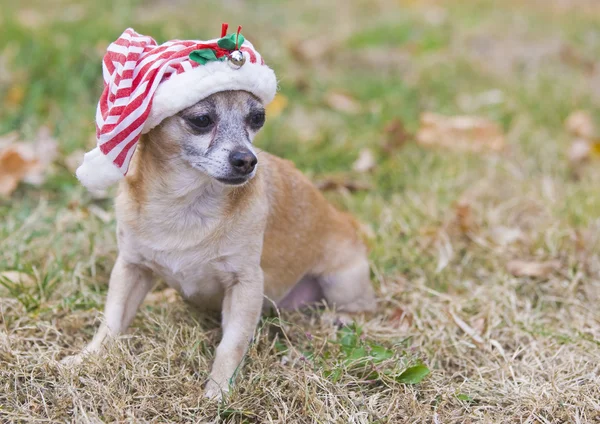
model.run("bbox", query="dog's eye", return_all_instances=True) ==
[248,111,265,129]
[187,115,213,130]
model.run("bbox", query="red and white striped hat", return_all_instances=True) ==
[76,25,277,190]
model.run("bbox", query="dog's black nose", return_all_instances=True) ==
[229,149,258,175]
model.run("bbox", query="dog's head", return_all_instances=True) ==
[153,90,266,186]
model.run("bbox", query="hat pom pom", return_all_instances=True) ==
[76,147,124,191]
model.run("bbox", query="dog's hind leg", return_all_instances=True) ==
[318,256,376,313]
[61,256,154,364]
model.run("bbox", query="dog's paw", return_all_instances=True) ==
[60,354,85,367]
[204,380,229,400]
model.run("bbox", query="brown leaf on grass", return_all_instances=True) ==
[383,118,412,153]
[315,176,372,193]
[389,307,414,330]
[324,91,361,115]
[0,148,38,196]
[489,226,525,247]
[0,127,58,196]
[5,85,25,108]
[287,35,342,63]
[416,112,505,152]
[0,271,36,297]
[565,110,595,139]
[506,259,561,278]
[565,110,600,169]
[559,46,596,75]
[16,9,45,29]
[435,233,453,273]
[453,201,477,235]
[352,148,376,173]
[265,94,289,119]
[0,271,35,287]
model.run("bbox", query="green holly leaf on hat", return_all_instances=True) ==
[189,48,222,65]
[217,33,245,50]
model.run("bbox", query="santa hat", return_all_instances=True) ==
[76,24,277,191]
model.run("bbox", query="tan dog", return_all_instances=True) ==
[64,90,376,399]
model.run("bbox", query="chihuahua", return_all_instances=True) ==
[63,90,376,399]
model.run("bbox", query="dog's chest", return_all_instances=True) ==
[120,225,241,303]
[138,246,224,297]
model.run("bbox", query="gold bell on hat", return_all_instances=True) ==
[227,50,246,69]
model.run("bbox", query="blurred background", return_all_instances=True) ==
[1,0,599,421]
[2,0,599,273]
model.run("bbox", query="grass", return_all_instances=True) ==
[1,0,599,422]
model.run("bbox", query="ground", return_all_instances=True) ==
[1,0,599,422]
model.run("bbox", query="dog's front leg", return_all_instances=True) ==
[62,256,153,364]
[204,267,264,399]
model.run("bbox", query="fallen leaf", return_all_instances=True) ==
[489,226,524,247]
[265,94,289,119]
[16,9,44,29]
[592,142,600,158]
[506,259,561,278]
[453,201,477,235]
[352,148,376,173]
[416,112,505,152]
[325,91,361,115]
[383,118,412,153]
[315,176,372,193]
[448,310,485,347]
[287,35,341,63]
[0,271,36,297]
[565,110,600,170]
[388,307,413,330]
[565,110,595,139]
[435,234,453,273]
[5,84,25,108]
[0,271,35,287]
[144,288,180,305]
[0,127,58,196]
[559,46,596,75]
[0,148,38,196]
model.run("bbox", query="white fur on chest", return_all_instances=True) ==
[121,232,245,301]
[116,175,266,307]
[118,205,242,303]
